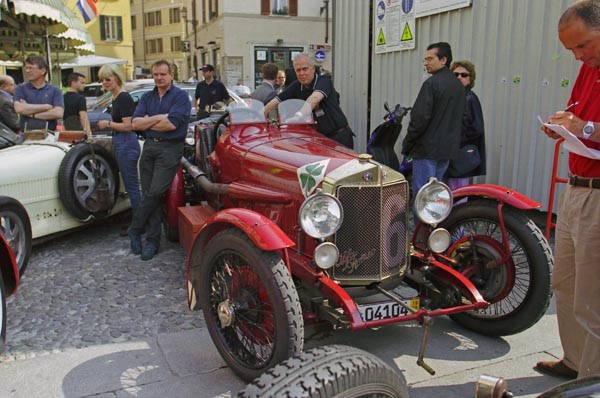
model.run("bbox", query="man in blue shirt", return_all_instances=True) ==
[129,59,191,261]
[14,56,64,132]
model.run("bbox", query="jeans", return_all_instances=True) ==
[411,158,450,197]
[130,139,184,248]
[112,132,141,211]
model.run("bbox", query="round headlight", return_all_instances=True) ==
[414,178,453,226]
[299,192,343,239]
[428,228,451,253]
[314,242,339,269]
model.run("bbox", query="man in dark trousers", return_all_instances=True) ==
[63,72,91,137]
[129,60,191,261]
[263,53,354,149]
[537,0,600,379]
[194,64,230,120]
[401,42,466,198]
[252,63,278,104]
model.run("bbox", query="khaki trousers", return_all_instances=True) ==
[554,185,600,377]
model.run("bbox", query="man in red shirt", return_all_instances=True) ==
[538,0,600,379]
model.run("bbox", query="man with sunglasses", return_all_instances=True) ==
[401,42,465,202]
[537,0,600,379]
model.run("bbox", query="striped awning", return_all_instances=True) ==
[57,6,95,54]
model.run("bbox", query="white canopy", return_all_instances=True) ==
[60,55,127,69]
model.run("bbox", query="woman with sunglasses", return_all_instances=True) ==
[446,60,486,189]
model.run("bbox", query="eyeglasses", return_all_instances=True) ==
[454,72,471,78]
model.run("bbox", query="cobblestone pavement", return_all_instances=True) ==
[0,219,204,362]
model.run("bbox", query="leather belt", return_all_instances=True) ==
[568,175,600,189]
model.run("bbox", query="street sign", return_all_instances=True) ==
[375,0,415,54]
[315,49,326,63]
[182,40,190,52]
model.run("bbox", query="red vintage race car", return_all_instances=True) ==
[0,232,19,353]
[165,99,553,381]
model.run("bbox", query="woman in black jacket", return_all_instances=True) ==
[447,60,486,190]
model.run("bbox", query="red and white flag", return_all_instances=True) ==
[77,0,99,23]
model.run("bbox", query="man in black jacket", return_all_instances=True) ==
[401,42,466,198]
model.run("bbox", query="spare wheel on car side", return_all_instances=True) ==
[0,197,32,277]
[58,143,120,220]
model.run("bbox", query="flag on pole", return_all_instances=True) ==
[77,0,99,23]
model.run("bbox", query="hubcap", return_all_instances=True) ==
[217,299,234,327]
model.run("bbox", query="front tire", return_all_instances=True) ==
[440,200,552,336]
[0,197,32,277]
[197,228,303,382]
[237,345,409,398]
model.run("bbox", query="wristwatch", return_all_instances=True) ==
[583,121,595,139]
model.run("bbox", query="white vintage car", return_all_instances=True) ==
[0,123,133,277]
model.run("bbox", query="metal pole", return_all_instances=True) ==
[192,0,198,74]
[44,25,52,81]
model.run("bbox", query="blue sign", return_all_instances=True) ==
[377,1,386,20]
[402,0,414,13]
[315,50,326,63]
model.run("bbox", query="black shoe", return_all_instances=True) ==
[128,230,142,255]
[141,243,158,261]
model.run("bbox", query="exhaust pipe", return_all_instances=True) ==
[180,157,229,195]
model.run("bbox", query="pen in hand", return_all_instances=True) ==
[563,101,579,112]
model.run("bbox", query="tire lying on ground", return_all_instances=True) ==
[237,344,409,398]
[58,143,120,221]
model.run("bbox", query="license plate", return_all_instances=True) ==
[358,298,420,322]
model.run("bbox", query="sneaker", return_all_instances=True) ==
[535,360,578,379]
[128,229,142,255]
[141,243,158,261]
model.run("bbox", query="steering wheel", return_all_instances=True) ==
[212,110,230,140]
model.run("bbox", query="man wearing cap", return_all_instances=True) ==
[194,64,230,120]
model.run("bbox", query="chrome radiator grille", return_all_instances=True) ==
[332,181,409,284]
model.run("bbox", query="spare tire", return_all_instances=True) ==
[58,143,120,220]
[0,196,32,277]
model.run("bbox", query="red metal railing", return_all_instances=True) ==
[545,138,567,239]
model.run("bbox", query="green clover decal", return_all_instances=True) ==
[297,160,329,197]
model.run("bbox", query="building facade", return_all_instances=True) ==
[65,0,134,81]
[131,0,331,86]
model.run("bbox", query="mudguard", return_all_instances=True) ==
[165,166,185,228]
[452,183,542,210]
[186,208,294,310]
[0,234,19,295]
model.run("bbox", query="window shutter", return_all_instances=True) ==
[100,15,106,40]
[290,0,297,16]
[261,0,269,15]
[117,16,123,41]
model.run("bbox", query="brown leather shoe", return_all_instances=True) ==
[535,360,578,379]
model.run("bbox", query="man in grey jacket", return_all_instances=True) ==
[401,42,466,198]
[252,63,278,105]
[0,75,19,133]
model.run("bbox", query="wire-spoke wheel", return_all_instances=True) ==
[197,228,303,382]
[441,200,552,336]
